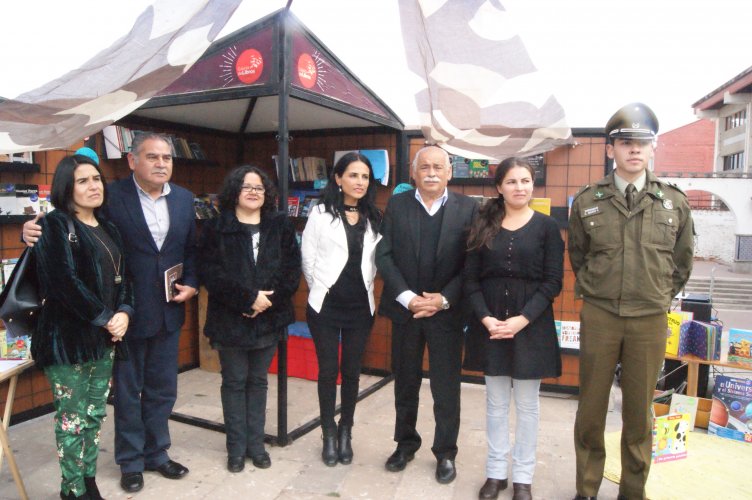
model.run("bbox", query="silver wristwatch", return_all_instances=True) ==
[441,295,450,310]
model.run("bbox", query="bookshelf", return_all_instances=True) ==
[0,162,41,174]
[102,125,219,167]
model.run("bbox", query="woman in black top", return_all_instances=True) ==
[301,152,382,466]
[463,157,564,500]
[33,155,134,500]
[198,166,301,473]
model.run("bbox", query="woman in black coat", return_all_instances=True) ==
[198,165,301,473]
[33,155,134,500]
[463,157,564,500]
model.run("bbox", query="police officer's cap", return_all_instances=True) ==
[605,102,659,142]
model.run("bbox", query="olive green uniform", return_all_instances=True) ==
[568,171,694,499]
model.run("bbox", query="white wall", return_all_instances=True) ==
[692,210,736,263]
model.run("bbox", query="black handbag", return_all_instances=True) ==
[0,247,42,338]
[0,215,78,338]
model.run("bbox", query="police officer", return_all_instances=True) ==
[568,103,694,500]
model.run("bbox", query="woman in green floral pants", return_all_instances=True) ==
[31,154,133,500]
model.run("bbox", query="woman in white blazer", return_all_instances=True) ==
[301,152,382,467]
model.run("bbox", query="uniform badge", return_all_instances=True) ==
[656,189,664,198]
[583,206,601,217]
[663,199,673,209]
[595,191,604,199]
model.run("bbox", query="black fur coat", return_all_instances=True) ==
[198,210,301,348]
[32,210,134,368]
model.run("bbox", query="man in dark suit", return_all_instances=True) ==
[376,145,478,484]
[24,133,198,493]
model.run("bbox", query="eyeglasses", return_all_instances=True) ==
[241,184,265,194]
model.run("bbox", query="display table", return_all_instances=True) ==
[664,354,750,397]
[0,359,33,500]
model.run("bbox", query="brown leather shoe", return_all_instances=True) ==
[478,478,508,499]
[512,482,532,500]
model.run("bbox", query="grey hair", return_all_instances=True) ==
[130,132,173,156]
[411,145,450,172]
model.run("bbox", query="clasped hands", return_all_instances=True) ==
[408,292,443,319]
[482,315,529,340]
[106,312,129,343]
[243,290,274,318]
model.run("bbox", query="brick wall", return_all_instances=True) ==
[1,128,607,419]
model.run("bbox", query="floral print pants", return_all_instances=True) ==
[44,349,114,496]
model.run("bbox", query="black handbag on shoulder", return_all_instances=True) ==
[0,215,78,338]
[0,247,41,338]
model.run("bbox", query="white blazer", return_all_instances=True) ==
[301,204,382,314]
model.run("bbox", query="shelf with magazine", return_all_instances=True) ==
[101,124,220,168]
[448,152,546,186]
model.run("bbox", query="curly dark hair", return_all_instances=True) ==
[218,165,278,214]
[466,157,535,251]
[318,152,382,231]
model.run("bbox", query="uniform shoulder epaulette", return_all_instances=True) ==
[572,184,591,201]
[664,181,688,197]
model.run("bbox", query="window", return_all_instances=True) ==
[722,152,744,171]
[724,109,746,130]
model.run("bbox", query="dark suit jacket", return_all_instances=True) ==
[104,176,198,339]
[376,190,478,324]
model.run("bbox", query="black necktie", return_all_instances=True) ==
[626,183,636,210]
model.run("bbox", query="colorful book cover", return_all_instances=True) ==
[468,158,489,178]
[529,198,551,216]
[678,320,720,360]
[669,394,700,430]
[728,328,752,368]
[666,311,692,356]
[708,375,752,444]
[555,320,580,350]
[652,412,690,463]
[287,196,300,217]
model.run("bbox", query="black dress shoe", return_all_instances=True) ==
[435,458,456,484]
[120,472,144,493]
[250,451,272,469]
[479,478,508,499]
[146,459,189,479]
[573,495,597,500]
[512,482,532,500]
[384,448,415,472]
[227,456,245,473]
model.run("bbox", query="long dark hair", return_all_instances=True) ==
[319,152,382,231]
[50,154,108,217]
[218,165,278,214]
[466,157,535,251]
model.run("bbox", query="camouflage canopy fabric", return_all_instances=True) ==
[0,0,242,154]
[399,0,573,161]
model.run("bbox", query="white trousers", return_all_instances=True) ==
[485,376,541,484]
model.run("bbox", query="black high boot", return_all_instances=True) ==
[337,423,353,465]
[60,490,91,500]
[321,426,338,466]
[84,477,104,500]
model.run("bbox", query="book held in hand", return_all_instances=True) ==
[164,263,183,302]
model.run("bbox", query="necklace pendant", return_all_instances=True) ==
[115,275,122,284]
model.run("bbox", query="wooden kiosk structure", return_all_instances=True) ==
[119,8,404,445]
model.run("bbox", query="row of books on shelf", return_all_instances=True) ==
[273,150,390,185]
[274,155,328,182]
[0,184,51,216]
[287,190,320,218]
[194,194,220,220]
[103,125,207,160]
